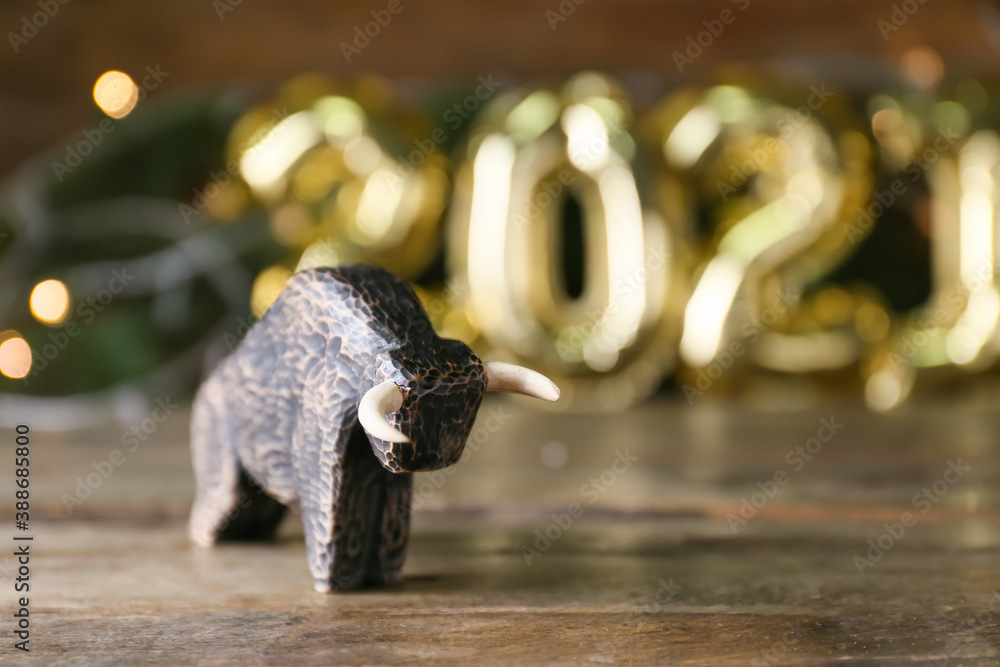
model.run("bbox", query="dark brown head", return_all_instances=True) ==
[359,339,560,473]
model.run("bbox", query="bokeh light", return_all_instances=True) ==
[540,440,568,469]
[29,279,71,325]
[250,266,294,317]
[901,47,944,91]
[93,71,139,119]
[0,335,32,379]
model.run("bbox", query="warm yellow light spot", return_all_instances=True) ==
[250,266,294,318]
[30,279,71,325]
[504,90,560,144]
[680,256,744,367]
[93,71,139,119]
[664,105,720,169]
[901,47,944,91]
[296,239,343,273]
[812,287,853,326]
[241,112,322,198]
[855,303,891,343]
[871,108,904,142]
[866,369,902,412]
[343,136,382,176]
[563,104,609,172]
[0,337,32,379]
[270,203,314,248]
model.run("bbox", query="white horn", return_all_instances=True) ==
[358,380,410,443]
[485,362,560,402]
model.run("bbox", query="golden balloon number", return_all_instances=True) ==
[224,76,449,315]
[865,95,1000,410]
[213,74,1000,412]
[644,83,874,398]
[449,74,682,411]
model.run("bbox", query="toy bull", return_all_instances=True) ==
[189,264,559,592]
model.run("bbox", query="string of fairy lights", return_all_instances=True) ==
[0,70,146,380]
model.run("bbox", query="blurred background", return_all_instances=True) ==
[3,0,1000,427]
[7,7,1000,662]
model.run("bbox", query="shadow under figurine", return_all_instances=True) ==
[189,264,559,592]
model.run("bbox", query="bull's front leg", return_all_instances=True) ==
[293,380,357,592]
[294,346,413,592]
[371,470,412,587]
[294,407,403,591]
[328,423,411,590]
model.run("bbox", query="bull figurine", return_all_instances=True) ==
[189,264,559,592]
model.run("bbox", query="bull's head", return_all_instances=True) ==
[358,339,559,473]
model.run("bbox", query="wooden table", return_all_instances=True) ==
[9,398,1000,664]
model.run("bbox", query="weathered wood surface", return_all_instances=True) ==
[7,398,1000,664]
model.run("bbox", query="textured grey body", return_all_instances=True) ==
[189,265,486,591]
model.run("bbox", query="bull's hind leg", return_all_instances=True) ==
[190,380,290,545]
[188,380,242,547]
[215,469,288,541]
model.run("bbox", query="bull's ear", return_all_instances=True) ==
[485,362,560,402]
[359,381,410,443]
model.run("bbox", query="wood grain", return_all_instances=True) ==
[13,398,1000,663]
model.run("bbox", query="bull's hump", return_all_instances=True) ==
[294,265,436,349]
